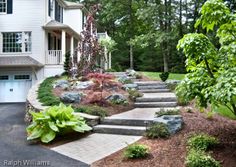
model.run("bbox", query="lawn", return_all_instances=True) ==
[141,72,186,81]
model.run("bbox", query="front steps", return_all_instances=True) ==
[93,81,179,136]
[93,124,146,136]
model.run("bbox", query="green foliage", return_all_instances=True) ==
[146,123,170,139]
[99,37,117,52]
[185,150,221,167]
[26,103,92,143]
[176,0,236,116]
[159,72,169,82]
[124,144,149,159]
[105,68,117,72]
[74,105,108,118]
[110,99,128,105]
[38,77,60,106]
[118,77,133,84]
[128,89,143,101]
[64,51,71,75]
[187,134,219,151]
[155,109,180,117]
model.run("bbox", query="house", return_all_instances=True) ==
[0,0,84,103]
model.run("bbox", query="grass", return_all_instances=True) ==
[213,104,236,120]
[141,72,185,81]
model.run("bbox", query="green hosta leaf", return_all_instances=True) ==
[80,124,92,131]
[27,126,44,140]
[48,121,59,132]
[65,121,78,126]
[41,130,56,143]
[26,122,37,133]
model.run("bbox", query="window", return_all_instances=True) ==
[0,0,7,14]
[55,1,63,23]
[2,32,32,53]
[14,75,30,80]
[0,75,9,80]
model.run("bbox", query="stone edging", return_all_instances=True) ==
[25,79,100,126]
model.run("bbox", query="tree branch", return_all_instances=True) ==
[204,58,215,78]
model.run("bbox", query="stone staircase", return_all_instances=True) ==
[93,81,178,136]
[135,81,178,108]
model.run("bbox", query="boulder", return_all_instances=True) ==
[122,83,138,90]
[118,75,133,84]
[153,115,183,134]
[166,80,181,84]
[126,69,137,77]
[105,94,127,104]
[53,80,70,89]
[60,92,83,103]
[73,81,93,90]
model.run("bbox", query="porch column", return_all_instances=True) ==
[70,36,74,58]
[104,47,108,70]
[109,52,112,69]
[61,30,66,64]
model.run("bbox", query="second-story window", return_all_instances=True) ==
[0,0,7,14]
[2,32,32,53]
[55,0,63,23]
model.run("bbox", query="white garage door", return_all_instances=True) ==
[0,73,32,103]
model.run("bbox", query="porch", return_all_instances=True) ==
[43,20,80,65]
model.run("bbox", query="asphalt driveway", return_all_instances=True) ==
[0,103,89,167]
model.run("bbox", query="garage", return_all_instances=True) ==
[0,73,32,103]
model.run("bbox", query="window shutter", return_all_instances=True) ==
[7,0,13,14]
[48,0,51,16]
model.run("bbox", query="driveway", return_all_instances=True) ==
[0,103,89,167]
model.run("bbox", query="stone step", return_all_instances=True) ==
[93,125,146,136]
[134,102,177,108]
[136,97,177,102]
[134,81,166,86]
[101,117,153,126]
[139,89,170,93]
[138,85,167,90]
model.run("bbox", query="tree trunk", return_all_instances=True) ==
[129,0,134,69]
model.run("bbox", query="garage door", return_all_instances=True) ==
[0,74,32,103]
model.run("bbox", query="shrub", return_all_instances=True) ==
[159,72,169,82]
[128,89,143,101]
[38,77,60,106]
[26,103,92,143]
[185,150,220,167]
[74,105,108,118]
[110,98,128,105]
[64,51,71,76]
[187,134,219,151]
[118,77,133,84]
[155,108,180,117]
[146,123,170,139]
[124,144,149,159]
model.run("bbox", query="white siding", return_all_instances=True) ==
[0,0,47,64]
[64,9,83,34]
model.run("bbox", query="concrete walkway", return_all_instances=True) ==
[51,133,141,165]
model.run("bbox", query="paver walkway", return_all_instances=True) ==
[51,133,141,165]
[51,81,178,165]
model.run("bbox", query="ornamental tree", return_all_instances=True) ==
[176,0,236,116]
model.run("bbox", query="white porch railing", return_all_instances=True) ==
[46,50,63,65]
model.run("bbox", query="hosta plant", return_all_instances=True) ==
[26,103,92,143]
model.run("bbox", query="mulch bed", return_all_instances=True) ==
[92,106,236,167]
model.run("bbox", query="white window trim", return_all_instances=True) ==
[1,31,32,54]
[0,0,7,14]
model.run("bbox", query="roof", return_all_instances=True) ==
[0,56,43,67]
[43,20,81,39]
[58,0,84,9]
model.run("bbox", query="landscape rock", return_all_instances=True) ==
[105,94,127,104]
[153,115,183,134]
[118,75,133,84]
[166,80,181,84]
[60,92,83,103]
[122,83,138,90]
[73,81,94,90]
[126,69,137,77]
[53,80,70,89]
